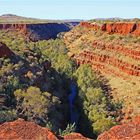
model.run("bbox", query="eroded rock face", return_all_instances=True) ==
[80,22,140,36]
[0,23,73,41]
[0,118,58,140]
[75,50,140,78]
[97,116,140,140]
[105,23,140,35]
[0,42,14,57]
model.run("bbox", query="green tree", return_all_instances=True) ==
[14,86,51,121]
[0,110,17,123]
[74,64,116,137]
[14,86,64,132]
[74,64,101,93]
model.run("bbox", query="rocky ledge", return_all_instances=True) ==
[1,117,140,140]
[0,118,89,140]
[98,116,140,140]
[80,22,140,36]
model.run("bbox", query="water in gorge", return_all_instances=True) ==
[69,82,79,127]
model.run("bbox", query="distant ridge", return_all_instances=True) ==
[1,14,18,17]
[0,14,82,24]
[90,17,140,22]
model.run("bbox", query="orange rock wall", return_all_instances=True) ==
[75,50,140,77]
[92,41,140,61]
[80,22,140,36]
[80,22,100,30]
[0,24,27,34]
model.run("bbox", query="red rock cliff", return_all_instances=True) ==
[80,22,140,36]
[0,23,72,41]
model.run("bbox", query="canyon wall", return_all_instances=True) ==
[75,50,140,80]
[80,22,140,36]
[70,22,140,79]
[0,23,77,41]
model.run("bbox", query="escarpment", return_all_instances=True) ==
[0,23,73,41]
[75,50,140,78]
[80,22,140,36]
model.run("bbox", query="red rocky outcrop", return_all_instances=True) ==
[98,116,140,140]
[92,41,140,61]
[104,23,136,35]
[75,50,140,78]
[80,22,100,30]
[0,119,89,140]
[0,118,58,140]
[0,42,14,57]
[0,24,27,34]
[80,22,140,36]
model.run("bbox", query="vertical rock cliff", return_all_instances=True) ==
[0,22,78,41]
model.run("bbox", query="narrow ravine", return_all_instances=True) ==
[69,82,79,127]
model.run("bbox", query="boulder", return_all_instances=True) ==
[0,118,58,140]
[98,116,140,140]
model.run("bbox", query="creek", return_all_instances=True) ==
[68,82,79,127]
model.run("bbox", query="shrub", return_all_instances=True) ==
[59,123,76,136]
[14,86,52,120]
[93,117,115,134]
[0,110,17,123]
[74,64,116,136]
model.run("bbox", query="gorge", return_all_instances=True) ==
[0,22,79,41]
[0,15,140,139]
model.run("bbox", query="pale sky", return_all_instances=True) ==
[0,0,140,19]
